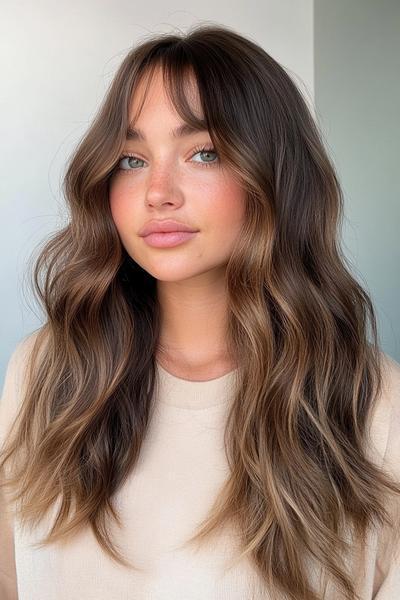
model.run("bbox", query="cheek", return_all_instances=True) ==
[109,185,133,232]
[211,178,246,231]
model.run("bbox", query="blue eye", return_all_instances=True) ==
[118,155,145,170]
[116,145,219,172]
[191,146,219,167]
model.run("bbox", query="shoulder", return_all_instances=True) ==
[380,351,400,404]
[367,350,400,476]
[379,351,400,477]
[1,329,43,393]
[0,329,45,447]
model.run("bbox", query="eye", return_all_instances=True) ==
[190,145,219,168]
[117,155,145,170]
[115,145,219,172]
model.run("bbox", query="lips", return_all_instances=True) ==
[139,219,198,237]
[142,230,198,248]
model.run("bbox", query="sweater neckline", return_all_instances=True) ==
[155,360,239,409]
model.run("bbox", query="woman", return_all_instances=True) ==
[1,23,400,600]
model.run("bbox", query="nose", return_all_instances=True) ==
[145,163,183,209]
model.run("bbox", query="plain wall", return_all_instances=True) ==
[0,0,314,383]
[315,0,400,361]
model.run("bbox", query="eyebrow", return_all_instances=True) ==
[126,121,209,141]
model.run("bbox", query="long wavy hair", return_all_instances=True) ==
[1,23,399,600]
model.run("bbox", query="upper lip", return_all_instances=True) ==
[139,219,198,237]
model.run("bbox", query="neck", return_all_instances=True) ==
[156,271,231,368]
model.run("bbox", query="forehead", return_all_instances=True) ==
[127,66,205,135]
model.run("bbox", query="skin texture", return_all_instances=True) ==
[109,67,246,380]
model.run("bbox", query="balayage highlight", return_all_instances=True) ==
[1,23,399,599]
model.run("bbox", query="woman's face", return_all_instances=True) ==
[109,67,247,283]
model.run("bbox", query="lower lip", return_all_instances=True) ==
[142,231,198,248]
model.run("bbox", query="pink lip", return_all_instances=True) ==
[139,219,197,236]
[142,231,198,248]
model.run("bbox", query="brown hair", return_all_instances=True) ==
[1,23,399,600]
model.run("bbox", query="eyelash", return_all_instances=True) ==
[115,145,219,172]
